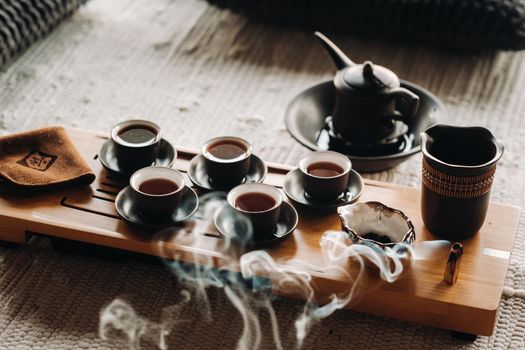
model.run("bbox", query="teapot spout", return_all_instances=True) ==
[314,31,355,70]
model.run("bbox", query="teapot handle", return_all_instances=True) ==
[385,87,420,121]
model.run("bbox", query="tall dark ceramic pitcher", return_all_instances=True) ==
[420,125,504,240]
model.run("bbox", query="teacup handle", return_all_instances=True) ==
[385,87,420,121]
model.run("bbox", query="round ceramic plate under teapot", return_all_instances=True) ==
[285,80,443,172]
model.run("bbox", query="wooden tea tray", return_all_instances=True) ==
[0,128,520,336]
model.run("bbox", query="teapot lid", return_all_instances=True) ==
[343,61,400,93]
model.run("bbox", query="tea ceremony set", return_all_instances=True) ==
[0,31,521,345]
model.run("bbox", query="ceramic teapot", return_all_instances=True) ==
[315,32,420,142]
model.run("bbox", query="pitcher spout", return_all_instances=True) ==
[421,124,504,176]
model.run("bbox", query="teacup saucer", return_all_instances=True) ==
[115,185,198,227]
[99,139,177,178]
[283,168,363,209]
[187,154,267,191]
[214,201,298,248]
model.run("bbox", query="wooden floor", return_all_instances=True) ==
[0,0,525,348]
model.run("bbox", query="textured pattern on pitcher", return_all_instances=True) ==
[422,159,496,199]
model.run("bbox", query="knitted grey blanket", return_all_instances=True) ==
[207,0,525,50]
[0,0,524,349]
[0,0,87,67]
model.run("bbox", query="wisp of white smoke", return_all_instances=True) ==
[100,193,444,349]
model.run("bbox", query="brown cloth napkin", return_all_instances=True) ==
[0,127,95,191]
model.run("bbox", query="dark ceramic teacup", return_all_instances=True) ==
[202,136,252,186]
[111,120,162,172]
[420,124,504,240]
[130,166,185,219]
[227,183,282,239]
[299,151,352,201]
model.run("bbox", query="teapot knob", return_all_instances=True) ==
[362,61,386,89]
[363,61,374,77]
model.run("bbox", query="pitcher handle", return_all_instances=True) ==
[385,87,420,121]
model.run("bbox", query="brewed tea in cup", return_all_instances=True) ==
[111,120,162,171]
[227,183,282,238]
[299,151,352,201]
[202,136,252,185]
[130,166,185,219]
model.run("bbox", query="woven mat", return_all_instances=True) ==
[1,0,525,348]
